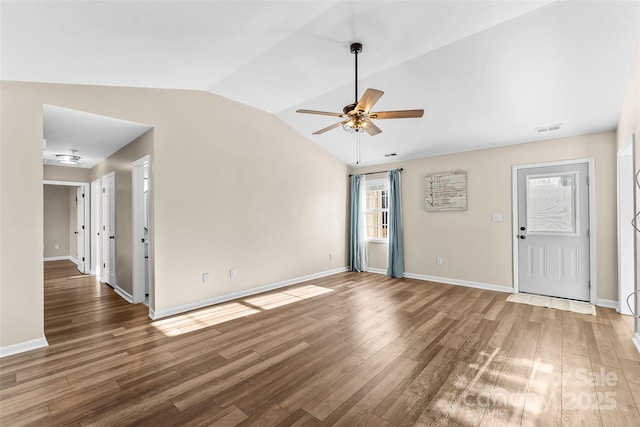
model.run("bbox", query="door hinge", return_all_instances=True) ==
[103,263,106,268]
[103,188,106,193]
[586,176,590,186]
[587,228,590,238]
[82,193,85,198]
[103,225,106,231]
[82,257,85,261]
[82,225,85,230]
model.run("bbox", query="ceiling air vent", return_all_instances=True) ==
[535,123,562,133]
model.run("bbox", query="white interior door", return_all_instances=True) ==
[517,163,590,301]
[131,156,150,304]
[91,179,101,277]
[102,172,116,286]
[76,187,86,273]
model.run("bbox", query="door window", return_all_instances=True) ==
[526,172,577,234]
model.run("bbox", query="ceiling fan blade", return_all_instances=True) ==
[312,120,348,135]
[296,109,346,117]
[355,88,384,113]
[370,109,424,119]
[364,119,382,136]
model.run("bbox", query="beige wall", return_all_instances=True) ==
[617,45,640,334]
[43,185,71,258]
[1,82,45,348]
[0,81,348,349]
[354,131,618,301]
[44,164,91,182]
[91,131,154,296]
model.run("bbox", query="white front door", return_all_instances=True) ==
[102,172,116,286]
[517,163,590,301]
[76,187,86,273]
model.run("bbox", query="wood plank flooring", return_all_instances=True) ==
[1,260,639,426]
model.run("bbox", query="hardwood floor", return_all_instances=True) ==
[1,260,639,426]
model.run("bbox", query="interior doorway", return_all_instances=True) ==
[617,135,636,316]
[102,172,116,287]
[90,178,101,278]
[132,155,151,305]
[43,180,90,273]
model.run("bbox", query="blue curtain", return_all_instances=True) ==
[387,169,404,278]
[349,175,367,272]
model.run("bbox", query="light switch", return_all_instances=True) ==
[491,212,503,222]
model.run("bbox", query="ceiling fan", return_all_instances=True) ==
[296,42,424,137]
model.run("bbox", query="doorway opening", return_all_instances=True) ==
[617,136,636,315]
[132,155,152,306]
[43,180,90,274]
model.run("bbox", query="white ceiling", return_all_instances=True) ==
[43,105,152,168]
[3,1,639,167]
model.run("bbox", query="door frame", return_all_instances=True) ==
[511,158,597,304]
[131,155,151,305]
[617,136,636,315]
[43,180,90,274]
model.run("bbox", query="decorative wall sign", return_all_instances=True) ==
[425,171,467,211]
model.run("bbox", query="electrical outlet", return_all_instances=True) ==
[229,268,237,278]
[55,243,60,249]
[202,273,209,283]
[436,257,443,265]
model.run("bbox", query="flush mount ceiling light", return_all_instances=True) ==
[56,149,80,165]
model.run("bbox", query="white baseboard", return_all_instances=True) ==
[0,336,49,358]
[115,286,134,303]
[69,256,78,265]
[44,256,73,262]
[596,299,619,311]
[403,272,513,294]
[150,266,349,320]
[633,333,640,354]
[367,268,387,275]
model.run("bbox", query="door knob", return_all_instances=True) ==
[519,235,526,239]
[109,235,115,239]
[520,226,526,231]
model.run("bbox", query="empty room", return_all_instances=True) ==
[1,1,639,426]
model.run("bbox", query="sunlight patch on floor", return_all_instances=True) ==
[243,285,334,310]
[430,349,557,424]
[151,285,334,336]
[151,302,260,336]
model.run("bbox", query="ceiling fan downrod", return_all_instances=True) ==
[351,42,362,105]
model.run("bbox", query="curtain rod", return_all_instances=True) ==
[349,168,403,177]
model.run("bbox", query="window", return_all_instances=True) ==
[526,173,577,234]
[364,178,389,240]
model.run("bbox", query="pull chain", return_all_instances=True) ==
[356,133,361,165]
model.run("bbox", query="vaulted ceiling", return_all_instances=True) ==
[2,1,639,167]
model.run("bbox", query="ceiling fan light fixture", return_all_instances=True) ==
[56,150,80,165]
[342,116,367,133]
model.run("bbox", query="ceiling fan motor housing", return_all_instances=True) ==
[350,42,362,54]
[343,103,357,115]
